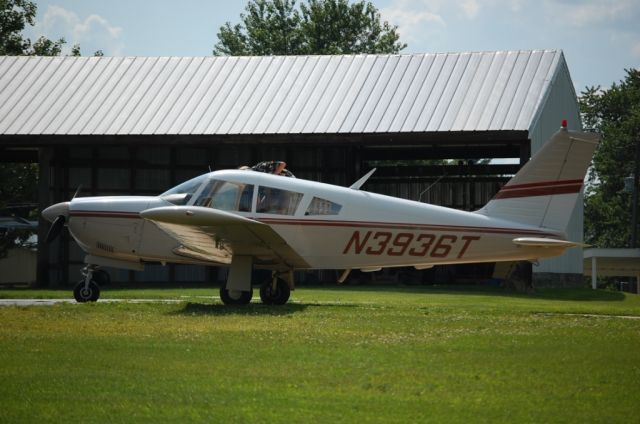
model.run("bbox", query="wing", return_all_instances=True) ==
[140,206,309,270]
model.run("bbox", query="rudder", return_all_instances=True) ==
[476,126,599,232]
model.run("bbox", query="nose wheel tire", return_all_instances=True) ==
[260,278,290,305]
[73,280,100,303]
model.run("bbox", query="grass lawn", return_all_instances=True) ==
[0,286,639,423]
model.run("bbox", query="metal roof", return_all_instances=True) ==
[0,50,567,136]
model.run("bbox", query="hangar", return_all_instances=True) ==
[0,49,583,287]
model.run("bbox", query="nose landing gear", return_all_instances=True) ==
[73,265,109,302]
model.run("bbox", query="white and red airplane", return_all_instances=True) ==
[42,125,599,305]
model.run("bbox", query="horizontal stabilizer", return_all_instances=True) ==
[512,237,588,248]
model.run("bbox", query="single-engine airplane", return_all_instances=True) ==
[43,124,599,305]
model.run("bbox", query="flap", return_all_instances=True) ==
[141,206,309,270]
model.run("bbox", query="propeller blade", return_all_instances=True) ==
[45,215,66,243]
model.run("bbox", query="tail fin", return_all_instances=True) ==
[476,127,599,231]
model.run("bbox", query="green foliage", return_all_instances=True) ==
[30,35,65,56]
[0,287,639,422]
[0,0,89,56]
[213,0,406,56]
[580,69,640,247]
[0,0,36,55]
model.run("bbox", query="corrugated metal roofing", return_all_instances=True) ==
[0,50,565,136]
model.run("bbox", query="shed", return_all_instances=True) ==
[0,50,583,287]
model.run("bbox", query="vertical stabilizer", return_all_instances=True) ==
[476,127,599,232]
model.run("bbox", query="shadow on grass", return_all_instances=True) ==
[173,302,309,316]
[302,285,627,302]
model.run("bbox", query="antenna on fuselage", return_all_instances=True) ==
[349,168,377,190]
[418,174,446,203]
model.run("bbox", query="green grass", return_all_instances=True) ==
[0,286,639,423]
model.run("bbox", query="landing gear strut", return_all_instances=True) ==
[219,256,253,306]
[260,274,291,305]
[73,265,106,303]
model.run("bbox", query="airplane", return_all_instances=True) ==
[42,124,599,305]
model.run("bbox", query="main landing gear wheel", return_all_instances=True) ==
[219,286,253,305]
[260,278,290,305]
[73,280,100,303]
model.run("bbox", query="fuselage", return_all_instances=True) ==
[45,169,567,271]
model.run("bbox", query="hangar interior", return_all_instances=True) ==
[0,50,583,287]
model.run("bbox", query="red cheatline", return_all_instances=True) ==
[494,179,583,199]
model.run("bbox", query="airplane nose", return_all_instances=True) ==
[42,202,70,223]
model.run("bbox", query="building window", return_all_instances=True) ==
[138,146,170,165]
[135,169,170,192]
[97,168,130,190]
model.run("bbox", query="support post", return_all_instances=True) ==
[631,139,639,248]
[591,256,597,290]
[36,147,52,287]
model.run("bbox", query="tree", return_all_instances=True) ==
[1,0,84,56]
[0,0,36,55]
[580,69,640,248]
[213,0,406,56]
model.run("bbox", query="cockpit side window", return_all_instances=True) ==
[193,179,254,212]
[257,186,303,215]
[305,197,342,215]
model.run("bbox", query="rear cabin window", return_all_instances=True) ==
[305,197,342,215]
[257,186,303,215]
[193,180,253,212]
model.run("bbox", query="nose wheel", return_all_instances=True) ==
[73,265,106,302]
[73,280,100,302]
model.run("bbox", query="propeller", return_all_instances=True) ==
[42,186,80,243]
[45,215,66,243]
[42,198,72,244]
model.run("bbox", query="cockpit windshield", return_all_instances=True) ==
[160,174,208,205]
[192,179,253,212]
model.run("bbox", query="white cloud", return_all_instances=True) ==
[543,0,639,28]
[30,5,124,55]
[380,0,447,45]
[632,42,640,59]
[461,0,480,19]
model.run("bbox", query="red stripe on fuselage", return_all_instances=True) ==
[494,179,583,199]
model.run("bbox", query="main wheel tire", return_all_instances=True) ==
[219,286,252,305]
[73,280,100,303]
[260,278,290,305]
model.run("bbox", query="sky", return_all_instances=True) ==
[23,0,640,93]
